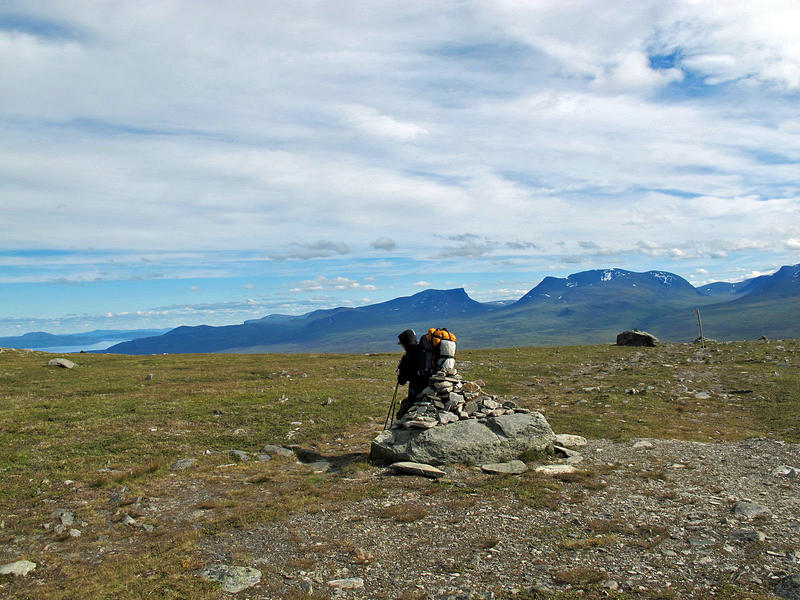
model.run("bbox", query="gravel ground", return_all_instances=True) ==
[199,437,800,599]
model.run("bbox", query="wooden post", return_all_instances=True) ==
[695,309,704,348]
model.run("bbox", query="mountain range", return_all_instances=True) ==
[89,263,800,354]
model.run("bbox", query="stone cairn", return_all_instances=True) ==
[392,369,532,430]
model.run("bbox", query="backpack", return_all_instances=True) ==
[422,328,457,373]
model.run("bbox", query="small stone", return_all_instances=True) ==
[69,528,82,538]
[300,578,314,594]
[53,509,74,526]
[535,464,577,475]
[390,461,446,479]
[197,565,262,593]
[322,397,334,406]
[229,450,250,462]
[327,577,364,590]
[553,445,581,459]
[695,391,711,400]
[555,434,588,448]
[353,547,372,564]
[47,358,75,369]
[632,440,654,449]
[602,579,619,591]
[773,465,800,478]
[480,460,528,475]
[144,373,153,381]
[121,514,137,526]
[407,418,438,429]
[171,458,197,471]
[0,560,36,577]
[734,501,771,520]
[261,445,295,458]
[689,537,716,547]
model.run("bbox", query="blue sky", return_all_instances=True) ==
[1,1,799,336]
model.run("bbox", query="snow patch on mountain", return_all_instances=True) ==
[650,271,676,286]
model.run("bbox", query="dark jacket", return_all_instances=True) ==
[397,344,427,391]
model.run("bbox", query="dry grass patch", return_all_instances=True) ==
[560,533,620,550]
[552,566,606,585]
[376,503,429,522]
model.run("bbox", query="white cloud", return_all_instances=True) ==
[413,281,431,287]
[340,104,428,140]
[289,276,376,293]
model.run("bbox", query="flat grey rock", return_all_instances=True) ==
[555,434,588,448]
[371,412,555,465]
[775,574,800,600]
[535,464,577,475]
[197,565,262,593]
[327,577,364,589]
[47,358,75,369]
[390,461,446,478]
[773,465,800,478]
[171,458,197,471]
[730,529,766,542]
[229,450,251,462]
[261,444,294,458]
[0,560,36,577]
[734,501,771,520]
[480,460,528,474]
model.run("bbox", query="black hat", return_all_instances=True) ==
[397,329,417,346]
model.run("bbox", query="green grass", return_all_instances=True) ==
[0,340,798,598]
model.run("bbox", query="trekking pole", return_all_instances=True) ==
[383,382,400,430]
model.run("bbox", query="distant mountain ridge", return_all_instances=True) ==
[93,264,800,354]
[0,328,170,350]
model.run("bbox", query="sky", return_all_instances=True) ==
[1,0,799,336]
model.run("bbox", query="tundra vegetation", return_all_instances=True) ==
[0,341,798,599]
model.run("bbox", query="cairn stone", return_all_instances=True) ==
[371,412,555,465]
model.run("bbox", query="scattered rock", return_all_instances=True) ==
[632,440,654,449]
[694,391,711,400]
[0,560,36,577]
[734,501,771,520]
[775,574,800,600]
[229,450,251,462]
[480,460,528,475]
[555,434,588,448]
[730,529,766,542]
[327,577,364,590]
[261,444,295,458]
[390,461,446,479]
[47,358,75,369]
[616,330,658,347]
[300,578,314,594]
[197,565,262,593]
[535,464,577,475]
[171,458,197,471]
[772,465,800,478]
[144,373,153,381]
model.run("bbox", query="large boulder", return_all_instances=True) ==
[370,411,555,466]
[616,330,658,347]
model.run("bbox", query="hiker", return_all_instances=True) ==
[395,329,428,419]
